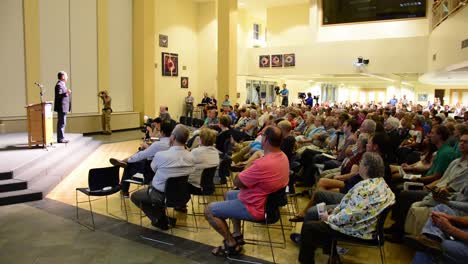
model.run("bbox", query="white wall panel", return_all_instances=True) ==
[70,0,98,113]
[0,0,26,117]
[108,0,133,112]
[39,0,71,106]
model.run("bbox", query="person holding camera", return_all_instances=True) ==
[98,90,112,135]
[303,92,313,107]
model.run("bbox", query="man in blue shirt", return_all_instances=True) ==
[281,84,289,107]
[389,95,398,107]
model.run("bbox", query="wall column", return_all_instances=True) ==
[23,0,41,104]
[217,0,238,105]
[133,0,155,120]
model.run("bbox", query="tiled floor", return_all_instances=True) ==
[2,132,416,263]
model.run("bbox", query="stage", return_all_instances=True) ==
[0,133,101,205]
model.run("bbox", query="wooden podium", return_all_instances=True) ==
[26,102,54,147]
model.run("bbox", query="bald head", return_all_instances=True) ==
[263,126,283,148]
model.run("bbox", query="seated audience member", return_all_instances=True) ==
[215,115,232,154]
[131,124,194,230]
[204,126,289,257]
[315,134,368,192]
[204,108,220,129]
[386,126,460,242]
[409,203,468,264]
[232,109,258,140]
[236,120,296,170]
[145,117,162,139]
[159,105,171,122]
[109,121,174,197]
[403,133,468,235]
[188,128,220,194]
[297,152,395,264]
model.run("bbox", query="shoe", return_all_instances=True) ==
[109,158,128,168]
[121,191,129,198]
[58,139,69,143]
[167,217,177,227]
[290,233,301,245]
[151,220,169,231]
[404,235,442,254]
[289,215,305,222]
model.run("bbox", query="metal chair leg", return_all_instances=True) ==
[265,218,276,263]
[328,240,337,264]
[278,212,286,247]
[88,195,95,231]
[105,196,109,214]
[75,190,79,220]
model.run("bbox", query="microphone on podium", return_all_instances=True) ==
[34,82,44,88]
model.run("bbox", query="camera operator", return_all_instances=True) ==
[98,90,112,135]
[303,92,313,107]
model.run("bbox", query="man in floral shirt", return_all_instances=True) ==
[298,152,395,264]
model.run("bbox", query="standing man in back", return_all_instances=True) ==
[54,71,71,143]
[281,84,289,107]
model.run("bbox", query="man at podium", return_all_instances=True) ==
[54,71,71,143]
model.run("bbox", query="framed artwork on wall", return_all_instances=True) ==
[162,52,178,76]
[159,34,168,47]
[181,77,189,88]
[271,54,283,67]
[259,55,270,67]
[283,53,295,67]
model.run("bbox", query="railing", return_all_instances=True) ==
[432,0,467,29]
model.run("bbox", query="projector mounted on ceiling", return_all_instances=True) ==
[354,56,370,67]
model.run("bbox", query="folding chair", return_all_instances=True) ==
[164,176,197,232]
[237,187,288,263]
[328,205,393,264]
[76,166,128,230]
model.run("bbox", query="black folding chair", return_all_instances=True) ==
[164,175,197,232]
[328,205,393,264]
[236,187,288,263]
[75,166,127,230]
[190,166,217,214]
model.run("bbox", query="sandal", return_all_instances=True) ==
[289,215,305,222]
[211,240,242,257]
[232,233,245,245]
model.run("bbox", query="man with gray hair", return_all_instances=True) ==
[131,124,194,230]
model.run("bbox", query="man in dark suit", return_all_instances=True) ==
[54,71,71,143]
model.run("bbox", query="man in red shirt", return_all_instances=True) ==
[204,126,289,257]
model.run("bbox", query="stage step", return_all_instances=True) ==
[0,134,102,206]
[0,179,27,193]
[0,189,42,206]
[0,172,13,180]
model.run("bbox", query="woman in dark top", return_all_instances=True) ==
[215,115,232,154]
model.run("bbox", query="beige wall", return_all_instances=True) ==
[247,37,428,76]
[0,0,26,117]
[427,6,468,72]
[266,3,313,47]
[108,0,133,112]
[197,1,218,103]
[155,0,200,121]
